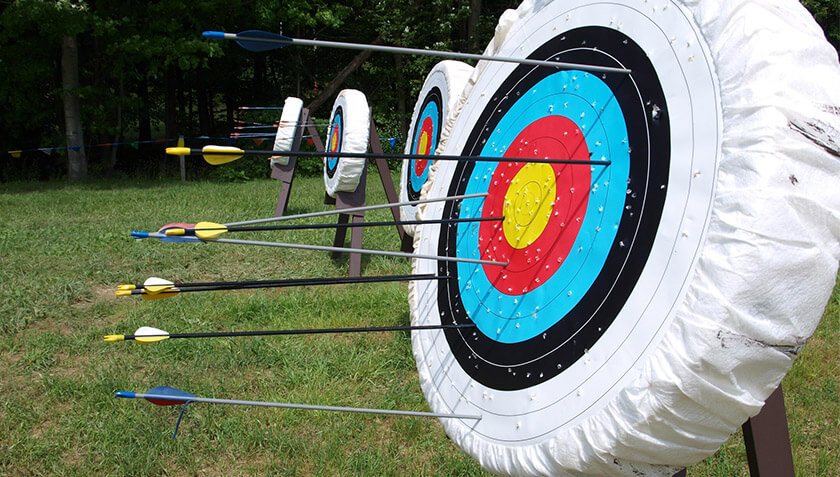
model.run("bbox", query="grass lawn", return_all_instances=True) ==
[0,174,837,476]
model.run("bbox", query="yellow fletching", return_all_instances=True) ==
[141,289,179,300]
[115,290,132,297]
[166,147,192,156]
[103,334,125,342]
[164,228,186,236]
[202,145,244,165]
[135,335,170,344]
[194,221,227,240]
[144,284,174,294]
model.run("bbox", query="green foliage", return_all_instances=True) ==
[801,0,840,53]
[0,0,838,181]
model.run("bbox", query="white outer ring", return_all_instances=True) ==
[399,61,474,235]
[323,90,370,197]
[409,0,840,475]
[269,97,304,167]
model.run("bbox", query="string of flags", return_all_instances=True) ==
[5,135,403,159]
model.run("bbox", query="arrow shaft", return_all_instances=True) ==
[217,32,629,75]
[194,216,502,234]
[124,392,480,420]
[132,273,444,292]
[184,236,508,266]
[225,192,487,226]
[130,323,474,340]
[188,147,611,167]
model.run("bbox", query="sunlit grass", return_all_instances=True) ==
[0,176,836,475]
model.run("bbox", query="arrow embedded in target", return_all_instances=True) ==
[129,232,508,267]
[115,386,481,439]
[115,273,447,300]
[203,30,631,75]
[166,145,612,167]
[157,216,502,240]
[105,322,476,343]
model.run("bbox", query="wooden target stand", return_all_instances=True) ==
[673,385,794,476]
[271,108,413,277]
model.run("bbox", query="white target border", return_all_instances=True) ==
[411,0,722,446]
[270,96,304,167]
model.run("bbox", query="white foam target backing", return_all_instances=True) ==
[409,0,840,475]
[269,97,304,167]
[323,90,370,197]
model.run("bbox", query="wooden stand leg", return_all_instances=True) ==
[271,108,313,217]
[332,166,367,277]
[271,156,297,217]
[676,384,794,477]
[368,115,414,253]
[743,386,795,476]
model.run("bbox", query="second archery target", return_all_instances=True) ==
[323,90,370,197]
[399,61,474,235]
[269,96,304,167]
[410,0,840,475]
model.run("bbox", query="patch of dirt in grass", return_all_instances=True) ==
[72,284,117,309]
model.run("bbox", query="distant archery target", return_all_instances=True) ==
[323,90,369,198]
[400,61,473,235]
[269,97,303,167]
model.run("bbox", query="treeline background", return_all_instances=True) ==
[1,0,837,182]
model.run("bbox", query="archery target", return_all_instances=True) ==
[409,0,840,475]
[269,97,303,167]
[323,90,369,197]
[399,61,474,235]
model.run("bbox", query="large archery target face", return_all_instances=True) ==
[412,0,721,446]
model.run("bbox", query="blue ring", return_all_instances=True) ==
[455,71,630,343]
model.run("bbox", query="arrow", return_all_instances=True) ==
[115,273,446,299]
[116,385,481,438]
[105,322,474,343]
[237,106,285,110]
[133,193,487,229]
[161,216,502,240]
[166,145,612,167]
[203,30,631,75]
[129,233,509,267]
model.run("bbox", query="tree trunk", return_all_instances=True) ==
[306,34,385,114]
[138,76,151,142]
[468,0,483,51]
[395,55,407,137]
[165,66,178,140]
[61,35,87,181]
[108,76,124,176]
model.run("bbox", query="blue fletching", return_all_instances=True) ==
[202,31,226,39]
[158,235,202,243]
[148,386,196,399]
[145,386,196,406]
[235,30,292,52]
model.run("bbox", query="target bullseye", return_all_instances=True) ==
[502,162,556,249]
[326,112,342,172]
